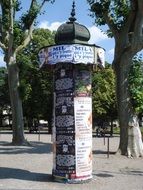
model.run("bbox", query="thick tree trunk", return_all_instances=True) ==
[7,60,27,145]
[114,53,143,157]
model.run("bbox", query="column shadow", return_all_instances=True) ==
[0,167,53,182]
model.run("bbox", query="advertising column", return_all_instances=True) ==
[38,44,105,183]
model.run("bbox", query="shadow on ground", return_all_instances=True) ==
[93,169,143,179]
[0,141,52,154]
[0,167,53,182]
[92,150,116,155]
[94,173,114,178]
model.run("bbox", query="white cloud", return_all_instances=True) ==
[38,21,108,43]
[0,54,6,67]
[38,21,63,31]
[88,26,108,44]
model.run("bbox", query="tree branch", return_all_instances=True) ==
[23,0,47,30]
[29,0,37,10]
[137,0,143,11]
[16,0,47,54]
[131,0,143,53]
[134,0,143,36]
[0,0,9,51]
[102,11,119,39]
[8,0,14,57]
[15,26,33,54]
[0,41,6,50]
[121,0,137,34]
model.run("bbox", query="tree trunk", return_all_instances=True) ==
[7,60,27,145]
[110,120,113,137]
[0,109,3,127]
[114,53,143,157]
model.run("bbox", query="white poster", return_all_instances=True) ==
[74,97,92,177]
[38,44,96,66]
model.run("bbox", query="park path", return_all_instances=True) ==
[0,132,143,190]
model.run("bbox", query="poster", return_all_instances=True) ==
[52,63,93,181]
[53,63,76,175]
[38,44,95,66]
[74,97,92,177]
[74,66,92,97]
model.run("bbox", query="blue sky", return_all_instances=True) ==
[0,0,115,67]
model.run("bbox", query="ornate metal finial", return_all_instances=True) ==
[69,0,77,22]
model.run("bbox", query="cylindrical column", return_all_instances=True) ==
[52,63,92,183]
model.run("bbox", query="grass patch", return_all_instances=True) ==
[113,127,120,134]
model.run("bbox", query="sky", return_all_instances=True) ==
[0,0,115,67]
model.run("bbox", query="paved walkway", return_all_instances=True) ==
[0,132,143,190]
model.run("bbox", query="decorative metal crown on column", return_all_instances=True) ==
[38,0,105,68]
[55,0,90,44]
[69,0,76,22]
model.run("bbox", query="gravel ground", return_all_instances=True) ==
[0,131,143,190]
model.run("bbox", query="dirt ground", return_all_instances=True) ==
[0,131,143,190]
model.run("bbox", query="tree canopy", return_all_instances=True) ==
[0,67,10,109]
[129,57,143,114]
[92,63,117,123]
[0,28,55,132]
[17,28,55,130]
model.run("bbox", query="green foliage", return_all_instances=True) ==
[20,65,53,122]
[129,57,143,114]
[92,63,117,122]
[26,28,55,53]
[13,0,22,11]
[21,0,55,30]
[87,0,131,32]
[13,22,25,48]
[0,67,10,108]
[0,0,55,51]
[0,1,23,46]
[21,1,40,30]
[0,68,5,86]
[17,28,55,122]
[0,1,11,31]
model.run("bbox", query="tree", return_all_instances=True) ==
[92,63,117,126]
[0,68,9,108]
[129,57,143,114]
[87,0,143,157]
[18,29,54,132]
[0,67,10,127]
[0,0,54,145]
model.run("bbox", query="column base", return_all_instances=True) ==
[52,171,92,183]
